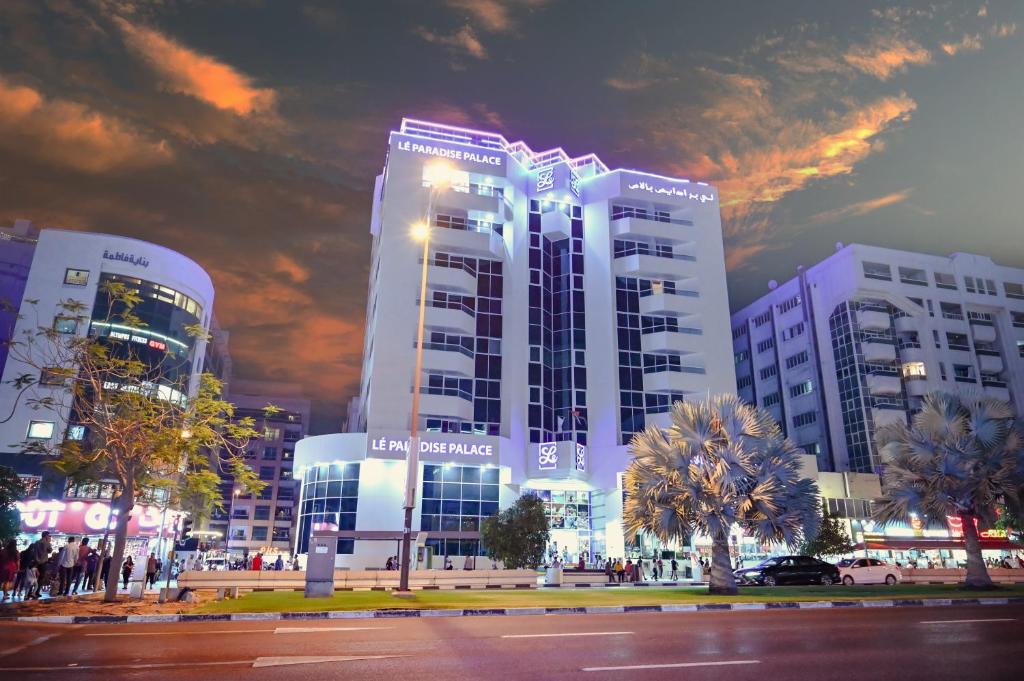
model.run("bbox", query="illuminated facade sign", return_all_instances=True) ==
[102,250,150,268]
[16,499,181,537]
[369,436,493,458]
[627,180,715,204]
[538,442,558,471]
[536,168,555,192]
[395,139,503,167]
[574,443,587,472]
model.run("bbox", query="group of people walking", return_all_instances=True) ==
[603,557,680,583]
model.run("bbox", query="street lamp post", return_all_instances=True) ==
[398,161,454,594]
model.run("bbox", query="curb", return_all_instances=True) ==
[10,596,1023,625]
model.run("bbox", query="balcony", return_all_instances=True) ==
[983,384,1011,402]
[644,411,674,431]
[872,408,907,428]
[418,392,474,421]
[866,374,902,395]
[862,341,897,363]
[437,187,505,217]
[430,225,504,257]
[977,353,1004,373]
[858,310,890,331]
[614,253,697,280]
[421,347,475,377]
[541,210,572,240]
[644,367,707,394]
[611,216,695,243]
[894,316,918,334]
[641,329,701,353]
[424,305,476,335]
[639,291,701,316]
[427,264,476,293]
[906,378,929,397]
[970,323,996,343]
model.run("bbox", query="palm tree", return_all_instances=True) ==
[874,392,1024,590]
[623,395,820,595]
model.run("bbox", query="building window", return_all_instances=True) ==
[792,411,818,428]
[420,464,500,535]
[762,392,781,407]
[737,375,753,389]
[781,322,805,341]
[254,505,271,520]
[734,350,750,364]
[337,538,355,554]
[262,447,278,460]
[752,311,771,327]
[789,380,814,397]
[1018,340,1024,358]
[27,420,55,440]
[277,486,293,500]
[756,337,775,353]
[263,427,282,440]
[953,364,975,382]
[901,362,927,379]
[64,268,89,286]
[272,527,290,542]
[18,475,42,499]
[964,276,997,295]
[732,326,748,340]
[53,316,79,334]
[257,486,274,500]
[252,526,268,542]
[862,262,892,281]
[800,442,822,457]
[1013,312,1024,328]
[297,462,360,554]
[1005,282,1024,300]
[785,350,809,369]
[759,365,778,380]
[898,267,928,286]
[777,295,801,314]
[230,529,247,541]
[65,480,118,500]
[275,506,292,521]
[259,466,276,481]
[940,302,963,320]
[934,272,957,290]
[39,368,67,386]
[232,508,249,519]
[945,332,969,351]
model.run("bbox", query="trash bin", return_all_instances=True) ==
[545,566,563,585]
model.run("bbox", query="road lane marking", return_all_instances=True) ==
[583,660,760,672]
[0,634,57,659]
[273,626,392,634]
[0,655,406,672]
[502,631,632,639]
[85,629,275,636]
[919,618,1015,624]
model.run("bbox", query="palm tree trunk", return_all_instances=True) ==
[103,491,134,602]
[708,535,738,595]
[960,513,994,590]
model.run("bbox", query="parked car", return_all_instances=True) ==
[733,555,840,586]
[837,558,901,585]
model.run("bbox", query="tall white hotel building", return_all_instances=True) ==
[731,244,1024,479]
[296,119,735,567]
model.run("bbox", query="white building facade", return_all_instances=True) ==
[296,119,736,568]
[731,243,1024,476]
[0,228,214,553]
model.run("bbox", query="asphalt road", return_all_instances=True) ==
[1,603,1022,680]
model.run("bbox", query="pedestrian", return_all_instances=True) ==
[605,558,614,583]
[0,539,18,600]
[385,555,394,570]
[57,536,78,596]
[121,556,134,590]
[657,558,664,580]
[463,554,475,570]
[28,531,52,598]
[444,555,453,570]
[251,552,263,571]
[71,538,90,593]
[146,552,158,588]
[275,555,284,571]
[624,559,634,583]
[84,549,99,591]
[292,556,301,570]
[635,559,645,583]
[615,559,625,583]
[670,558,679,581]
[1017,554,1024,569]
[101,552,112,590]
[577,555,585,571]
[23,563,39,600]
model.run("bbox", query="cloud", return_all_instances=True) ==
[443,0,548,33]
[0,75,172,173]
[843,35,932,79]
[605,53,678,91]
[413,25,488,59]
[942,33,983,55]
[115,17,277,116]
[806,189,913,225]
[272,253,312,284]
[990,22,1017,38]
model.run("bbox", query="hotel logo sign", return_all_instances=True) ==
[537,442,558,470]
[395,139,503,167]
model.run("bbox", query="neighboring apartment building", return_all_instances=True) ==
[219,380,310,561]
[0,227,213,552]
[0,220,40,375]
[731,243,1024,476]
[297,118,736,567]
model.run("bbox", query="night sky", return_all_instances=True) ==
[1,1,1021,432]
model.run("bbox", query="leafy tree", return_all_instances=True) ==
[480,493,549,569]
[801,509,855,559]
[4,284,267,601]
[0,466,26,542]
[874,392,1024,590]
[623,395,820,595]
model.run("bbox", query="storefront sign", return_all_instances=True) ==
[395,139,503,167]
[369,437,493,458]
[15,499,181,537]
[102,250,150,268]
[946,515,1009,540]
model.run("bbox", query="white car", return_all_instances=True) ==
[837,558,902,585]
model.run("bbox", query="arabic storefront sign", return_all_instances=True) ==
[946,515,1009,540]
[16,499,182,537]
[627,180,715,204]
[369,437,494,458]
[102,250,150,267]
[395,139,503,167]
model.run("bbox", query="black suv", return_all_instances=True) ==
[734,555,840,586]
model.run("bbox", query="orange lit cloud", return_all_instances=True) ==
[942,34,983,55]
[843,36,932,79]
[444,0,549,33]
[990,22,1017,38]
[115,17,277,116]
[0,75,172,173]
[806,189,913,225]
[272,253,312,284]
[414,25,488,59]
